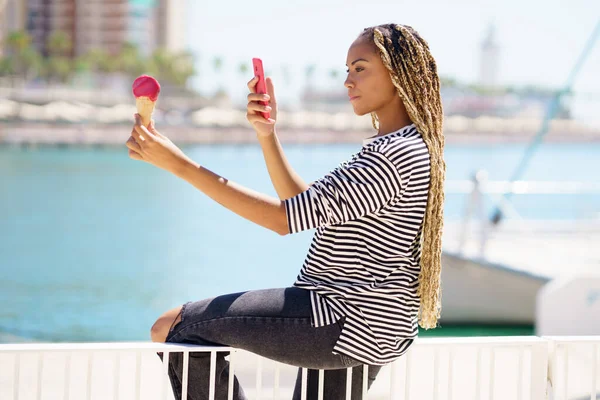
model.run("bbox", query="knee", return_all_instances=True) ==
[150,305,183,343]
[150,319,168,343]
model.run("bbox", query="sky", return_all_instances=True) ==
[184,0,600,120]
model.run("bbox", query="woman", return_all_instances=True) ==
[126,23,445,400]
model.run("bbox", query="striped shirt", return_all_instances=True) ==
[284,123,430,366]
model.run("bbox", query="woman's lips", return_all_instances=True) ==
[349,96,360,101]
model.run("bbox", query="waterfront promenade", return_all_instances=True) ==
[2,85,599,145]
[2,118,599,147]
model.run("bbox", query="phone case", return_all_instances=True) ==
[252,58,271,120]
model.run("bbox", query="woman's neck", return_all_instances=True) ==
[375,101,412,136]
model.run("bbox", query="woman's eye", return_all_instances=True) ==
[346,67,364,73]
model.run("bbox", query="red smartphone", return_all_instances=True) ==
[252,58,271,120]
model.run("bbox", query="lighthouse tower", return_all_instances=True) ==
[479,24,500,88]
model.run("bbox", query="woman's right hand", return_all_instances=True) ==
[246,76,277,138]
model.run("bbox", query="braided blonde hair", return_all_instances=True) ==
[361,24,446,329]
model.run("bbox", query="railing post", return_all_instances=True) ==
[458,173,476,254]
[531,339,550,400]
[458,169,489,257]
[476,171,490,259]
[546,339,556,400]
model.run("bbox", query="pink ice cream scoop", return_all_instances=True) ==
[132,75,161,127]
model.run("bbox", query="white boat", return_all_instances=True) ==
[440,251,549,324]
[439,177,600,325]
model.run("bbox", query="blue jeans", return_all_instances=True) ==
[161,287,382,400]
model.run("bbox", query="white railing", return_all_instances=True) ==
[445,179,600,195]
[2,336,598,400]
[450,172,600,258]
[545,336,600,400]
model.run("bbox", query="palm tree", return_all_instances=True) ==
[329,68,340,88]
[213,56,225,94]
[47,31,72,57]
[150,47,172,82]
[4,31,41,82]
[46,31,73,84]
[80,48,117,88]
[0,57,12,76]
[118,42,145,79]
[238,61,249,77]
[148,48,195,89]
[213,56,223,73]
[304,64,316,91]
[5,31,31,54]
[20,47,43,81]
[46,57,71,84]
[169,51,195,87]
[72,55,90,83]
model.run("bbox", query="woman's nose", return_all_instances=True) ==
[344,76,354,89]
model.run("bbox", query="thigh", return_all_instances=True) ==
[166,287,348,369]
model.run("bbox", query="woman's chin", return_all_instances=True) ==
[351,105,371,116]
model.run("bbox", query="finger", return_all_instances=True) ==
[246,112,275,125]
[134,114,155,142]
[247,92,270,103]
[148,119,160,134]
[247,101,273,113]
[128,149,143,160]
[132,116,146,142]
[247,75,259,93]
[266,77,277,107]
[148,119,165,139]
[133,125,146,143]
[125,136,141,152]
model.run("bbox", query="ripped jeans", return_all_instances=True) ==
[160,287,382,400]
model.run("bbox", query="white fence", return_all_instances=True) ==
[0,336,598,400]
[545,337,600,400]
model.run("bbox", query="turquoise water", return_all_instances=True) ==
[0,142,598,342]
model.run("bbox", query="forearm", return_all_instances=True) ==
[172,159,289,235]
[258,132,309,200]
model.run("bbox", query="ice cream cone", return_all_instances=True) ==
[136,96,155,127]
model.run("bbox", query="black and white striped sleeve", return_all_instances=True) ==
[284,150,402,233]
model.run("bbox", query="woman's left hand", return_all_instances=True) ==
[126,114,192,174]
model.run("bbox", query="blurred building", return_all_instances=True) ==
[155,0,186,53]
[0,0,28,56]
[122,0,157,56]
[26,0,76,57]
[0,0,185,57]
[479,24,500,88]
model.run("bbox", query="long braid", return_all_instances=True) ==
[362,24,446,329]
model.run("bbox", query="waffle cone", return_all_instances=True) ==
[135,96,156,127]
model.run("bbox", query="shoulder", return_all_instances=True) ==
[366,126,429,164]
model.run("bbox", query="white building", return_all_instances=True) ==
[479,24,500,88]
[0,0,186,58]
[155,0,186,53]
[0,0,28,56]
[74,0,157,57]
